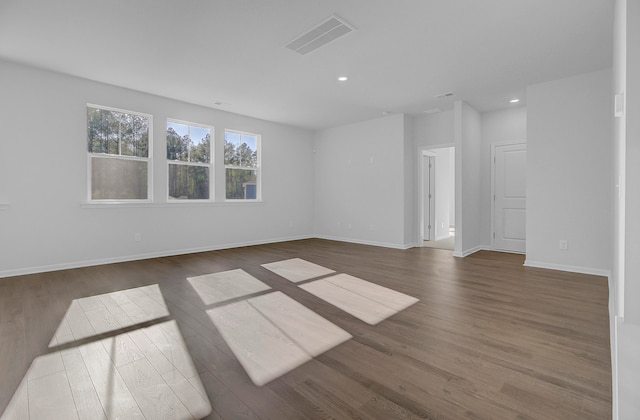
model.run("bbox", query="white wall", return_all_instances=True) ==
[403,115,416,245]
[525,69,612,275]
[416,107,526,251]
[313,114,412,248]
[622,0,640,327]
[613,0,627,321]
[615,0,640,418]
[430,147,453,240]
[413,110,456,244]
[414,110,454,149]
[455,101,483,255]
[414,106,481,254]
[0,59,315,277]
[481,107,527,247]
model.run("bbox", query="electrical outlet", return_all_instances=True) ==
[134,233,142,242]
[559,240,568,250]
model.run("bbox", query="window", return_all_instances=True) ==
[224,130,260,200]
[167,120,213,200]
[87,105,151,200]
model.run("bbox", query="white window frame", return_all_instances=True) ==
[87,104,153,202]
[166,119,214,202]
[224,129,261,202]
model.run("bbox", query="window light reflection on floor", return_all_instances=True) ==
[1,285,211,420]
[49,284,170,348]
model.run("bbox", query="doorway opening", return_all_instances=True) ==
[420,146,455,250]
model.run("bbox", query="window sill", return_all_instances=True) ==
[80,200,264,209]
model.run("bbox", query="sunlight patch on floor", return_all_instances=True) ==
[187,268,271,305]
[207,291,351,386]
[49,284,170,348]
[2,284,211,420]
[300,274,419,325]
[261,258,335,283]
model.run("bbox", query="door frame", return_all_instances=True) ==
[490,141,527,253]
[418,144,455,246]
[421,153,436,241]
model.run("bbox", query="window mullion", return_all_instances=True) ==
[90,153,148,163]
[118,119,122,156]
[187,125,191,163]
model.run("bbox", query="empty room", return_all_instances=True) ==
[0,1,639,419]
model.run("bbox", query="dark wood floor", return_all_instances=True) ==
[0,239,612,419]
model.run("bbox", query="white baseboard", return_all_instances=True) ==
[452,245,490,258]
[608,273,619,420]
[313,234,414,250]
[489,247,526,255]
[612,315,620,420]
[0,235,313,279]
[523,260,611,277]
[0,235,420,279]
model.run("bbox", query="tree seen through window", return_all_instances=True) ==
[224,130,259,200]
[87,105,150,200]
[167,121,212,200]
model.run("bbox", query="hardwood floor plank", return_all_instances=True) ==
[293,378,374,420]
[197,372,259,420]
[27,370,79,420]
[0,239,611,419]
[280,358,375,406]
[264,379,331,420]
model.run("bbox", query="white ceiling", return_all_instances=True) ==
[0,0,613,130]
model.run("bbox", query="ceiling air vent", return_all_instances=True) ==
[285,15,355,55]
[436,92,456,99]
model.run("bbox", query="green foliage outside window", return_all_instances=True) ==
[167,121,211,200]
[224,131,259,200]
[87,106,150,200]
[88,107,149,158]
[87,108,261,202]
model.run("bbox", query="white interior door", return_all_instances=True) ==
[493,143,526,252]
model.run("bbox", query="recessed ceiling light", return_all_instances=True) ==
[337,76,348,82]
[510,98,520,103]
